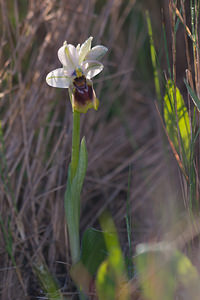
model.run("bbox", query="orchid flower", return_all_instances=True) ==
[46,37,108,113]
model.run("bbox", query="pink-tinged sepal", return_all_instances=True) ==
[71,77,99,113]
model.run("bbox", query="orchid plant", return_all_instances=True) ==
[46,37,107,266]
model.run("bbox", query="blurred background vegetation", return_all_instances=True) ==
[1,0,200,299]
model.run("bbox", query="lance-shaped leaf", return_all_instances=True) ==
[65,137,88,263]
[164,80,191,169]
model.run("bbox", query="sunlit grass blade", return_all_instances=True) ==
[146,10,161,102]
[96,212,130,300]
[164,80,191,171]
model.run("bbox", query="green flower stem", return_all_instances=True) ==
[68,110,81,265]
[71,110,80,180]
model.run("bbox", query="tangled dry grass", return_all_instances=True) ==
[0,0,192,299]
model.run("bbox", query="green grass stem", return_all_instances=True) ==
[146,10,162,103]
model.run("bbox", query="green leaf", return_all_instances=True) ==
[81,227,107,276]
[164,80,191,168]
[99,213,125,275]
[96,259,116,300]
[65,137,88,263]
[70,228,107,294]
[135,243,200,300]
[184,79,200,112]
[96,212,130,300]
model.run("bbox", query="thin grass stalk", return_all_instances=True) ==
[126,166,133,279]
[190,0,200,203]
[169,0,183,164]
[162,17,172,79]
[194,1,200,98]
[194,0,200,203]
[190,0,198,93]
[172,2,195,44]
[146,10,162,104]
[181,0,196,207]
[181,0,194,90]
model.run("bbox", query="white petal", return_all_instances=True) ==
[76,43,80,51]
[46,68,71,88]
[67,44,79,67]
[58,45,69,67]
[58,44,78,74]
[79,36,93,63]
[85,45,108,61]
[82,60,104,79]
